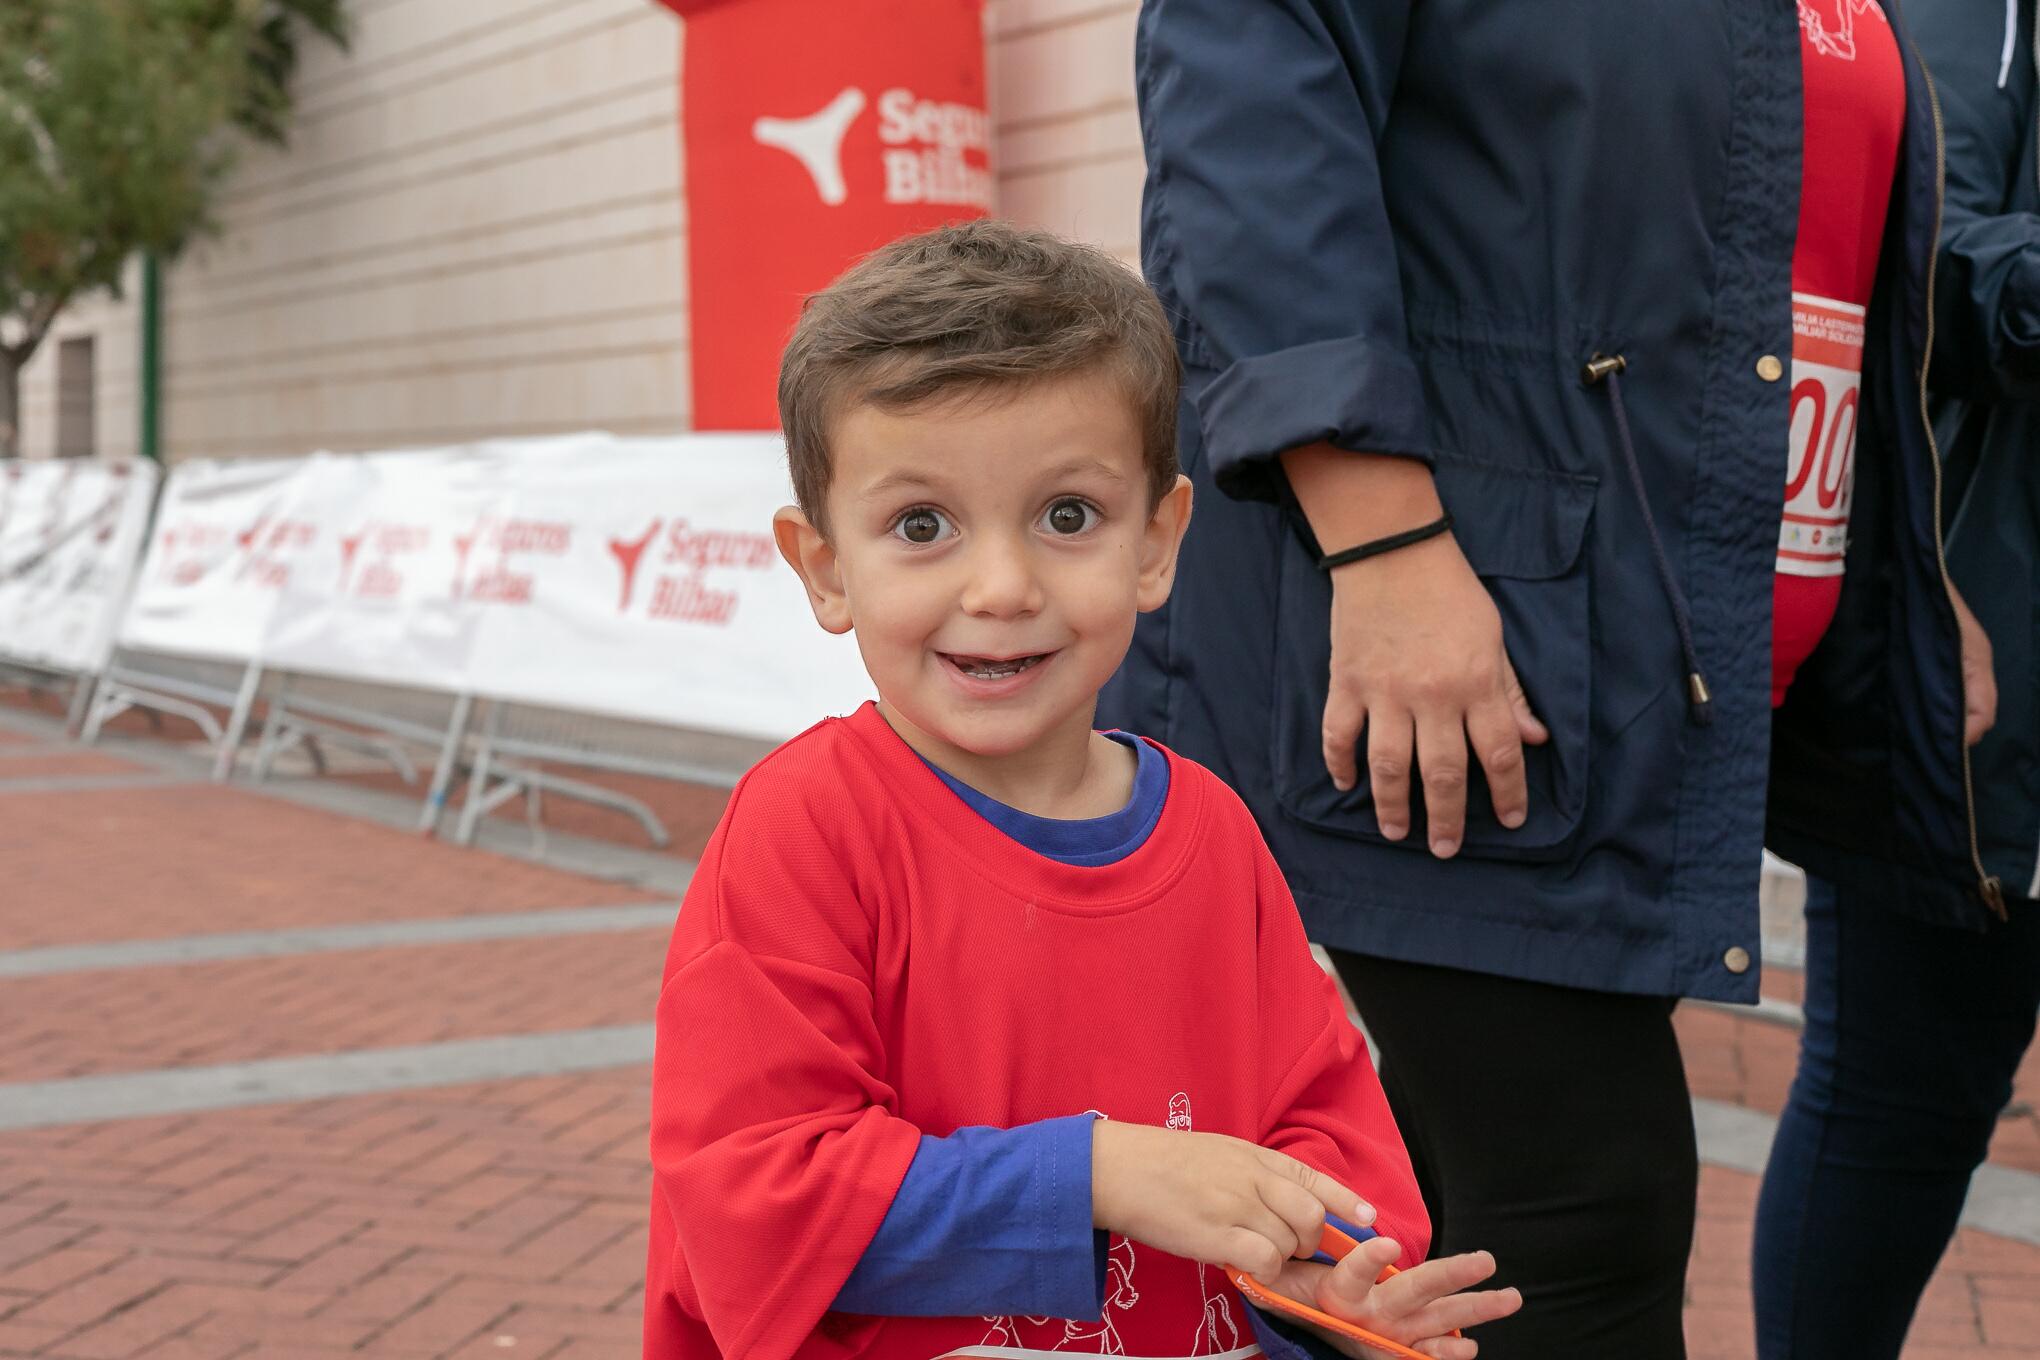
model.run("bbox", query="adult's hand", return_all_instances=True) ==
[1282,445,1548,859]
[1950,582,1997,746]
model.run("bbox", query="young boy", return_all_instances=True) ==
[644,222,1520,1359]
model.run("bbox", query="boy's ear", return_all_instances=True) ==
[1135,474,1195,613]
[773,505,853,634]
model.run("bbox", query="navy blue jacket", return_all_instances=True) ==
[1104,0,2000,1003]
[1894,0,2040,904]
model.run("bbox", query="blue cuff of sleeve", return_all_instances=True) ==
[1037,1112,1107,1320]
[836,1113,1103,1319]
[1193,334,1430,504]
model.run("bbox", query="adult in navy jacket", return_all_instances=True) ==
[1102,1,2003,1355]
[1753,2,2040,1356]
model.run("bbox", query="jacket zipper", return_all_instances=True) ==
[1911,57,2009,918]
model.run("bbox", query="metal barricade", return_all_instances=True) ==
[453,700,769,848]
[0,657,96,733]
[248,672,473,832]
[79,647,262,781]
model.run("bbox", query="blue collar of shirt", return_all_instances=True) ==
[916,732,1169,867]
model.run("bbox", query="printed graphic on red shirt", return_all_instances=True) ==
[967,1093,1251,1360]
[1798,0,1885,60]
[1778,293,1863,578]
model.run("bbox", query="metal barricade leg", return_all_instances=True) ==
[454,700,503,846]
[79,685,124,744]
[211,661,263,784]
[418,692,473,837]
[250,673,295,783]
[64,672,96,737]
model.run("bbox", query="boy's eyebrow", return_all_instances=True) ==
[858,470,947,501]
[857,457,1128,502]
[1040,457,1129,484]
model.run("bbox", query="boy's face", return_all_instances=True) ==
[774,370,1192,765]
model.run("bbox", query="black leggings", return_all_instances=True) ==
[1329,951,1698,1360]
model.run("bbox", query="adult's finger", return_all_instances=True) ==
[1323,685,1366,792]
[1464,692,1527,831]
[1413,1337,1479,1360]
[1413,707,1469,858]
[1501,654,1548,745]
[1966,649,1998,746]
[1366,707,1416,842]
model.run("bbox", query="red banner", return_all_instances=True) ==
[653,0,991,430]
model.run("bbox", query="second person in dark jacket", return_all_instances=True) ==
[1106,1,1999,1354]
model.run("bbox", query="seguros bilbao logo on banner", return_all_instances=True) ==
[450,516,573,604]
[606,518,776,626]
[753,85,991,210]
[338,522,431,600]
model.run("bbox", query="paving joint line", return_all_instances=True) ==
[0,902,683,978]
[0,772,203,795]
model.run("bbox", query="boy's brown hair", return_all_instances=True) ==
[777,219,1181,529]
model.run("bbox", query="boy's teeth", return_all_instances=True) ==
[955,654,1041,679]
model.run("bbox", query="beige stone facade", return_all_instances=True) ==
[13,0,1143,465]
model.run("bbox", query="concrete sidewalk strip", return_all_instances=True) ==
[0,1025,656,1130]
[0,901,680,977]
[0,771,199,794]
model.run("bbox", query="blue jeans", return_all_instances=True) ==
[1753,876,2040,1359]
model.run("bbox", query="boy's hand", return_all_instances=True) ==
[1260,1235,1523,1360]
[1091,1121,1374,1282]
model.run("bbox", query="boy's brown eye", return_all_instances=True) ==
[898,510,945,543]
[1044,499,1095,535]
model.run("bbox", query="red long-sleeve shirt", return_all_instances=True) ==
[645,702,1429,1358]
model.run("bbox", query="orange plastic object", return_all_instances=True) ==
[1225,1224,1462,1360]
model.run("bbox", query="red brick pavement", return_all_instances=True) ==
[0,785,659,949]
[0,1070,653,1360]
[0,931,668,1083]
[1,709,2036,1357]
[0,752,152,780]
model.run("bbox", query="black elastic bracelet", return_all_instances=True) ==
[1316,513,1454,572]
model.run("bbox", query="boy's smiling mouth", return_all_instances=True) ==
[940,651,1054,682]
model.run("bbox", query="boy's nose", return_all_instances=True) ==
[959,537,1044,618]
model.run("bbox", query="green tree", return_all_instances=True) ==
[0,0,347,457]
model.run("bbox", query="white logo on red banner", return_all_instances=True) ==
[754,85,990,211]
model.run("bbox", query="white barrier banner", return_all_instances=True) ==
[465,433,872,738]
[261,444,512,691]
[117,453,336,663]
[119,435,871,741]
[0,459,159,673]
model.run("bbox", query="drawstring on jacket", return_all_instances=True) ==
[1582,354,1714,725]
[2000,0,2018,88]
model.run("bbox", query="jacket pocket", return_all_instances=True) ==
[1271,457,1598,862]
